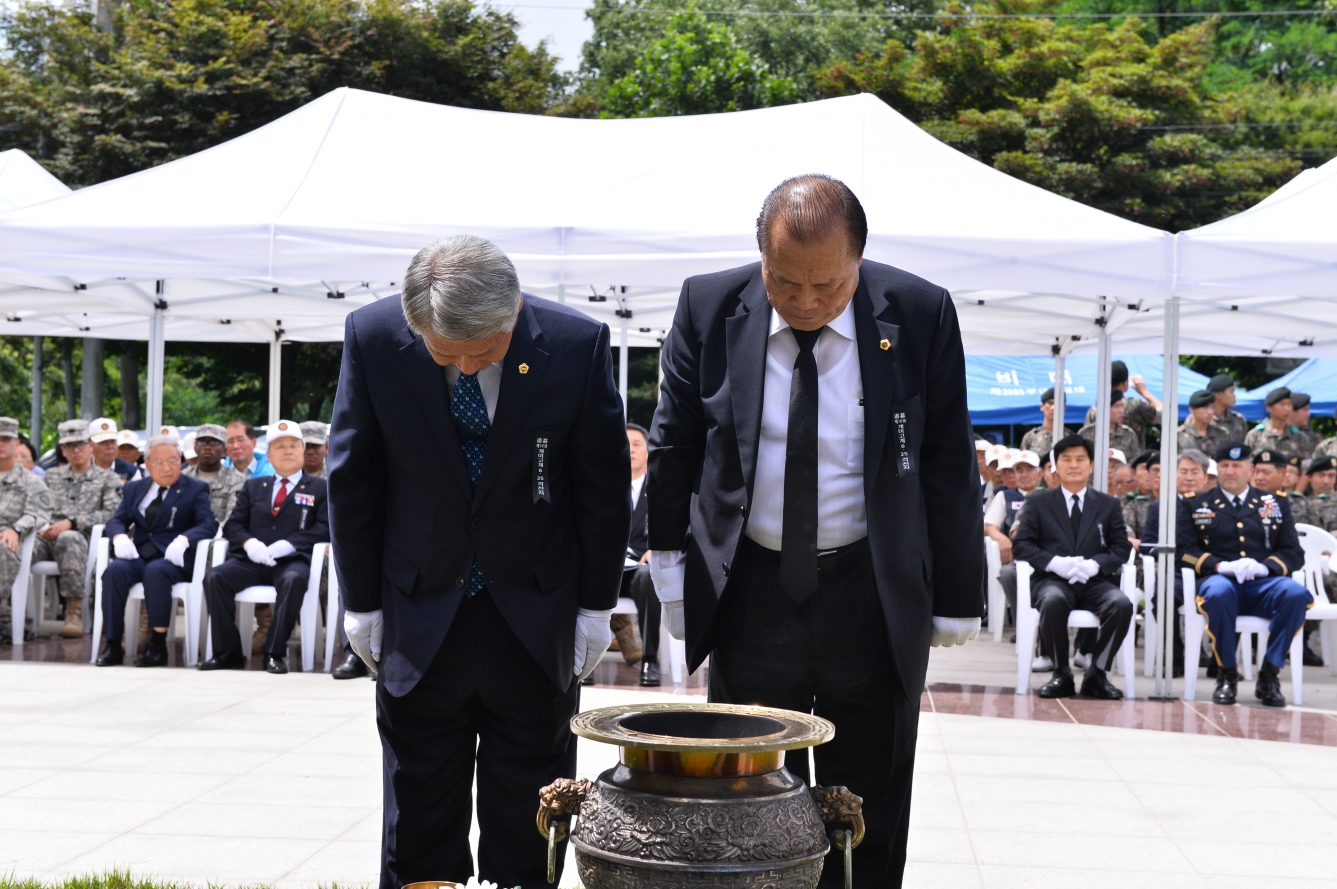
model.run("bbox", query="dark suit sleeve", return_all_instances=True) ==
[1269,499,1305,577]
[223,482,253,549]
[328,313,389,614]
[647,281,704,552]
[1011,493,1054,574]
[1094,498,1131,575]
[569,323,632,611]
[106,484,136,539]
[183,482,218,544]
[920,291,985,617]
[1139,503,1159,556]
[1177,496,1217,577]
[285,486,330,555]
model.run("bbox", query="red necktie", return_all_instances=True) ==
[272,478,289,516]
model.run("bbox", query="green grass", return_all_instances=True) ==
[0,871,363,889]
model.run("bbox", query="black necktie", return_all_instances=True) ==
[781,326,823,604]
[145,486,165,526]
[1070,492,1082,538]
[139,486,166,560]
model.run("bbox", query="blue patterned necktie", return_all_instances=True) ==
[451,371,490,596]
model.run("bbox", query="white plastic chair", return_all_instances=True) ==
[30,524,104,632]
[207,541,328,672]
[1181,567,1305,704]
[89,536,214,665]
[984,537,1006,642]
[1014,560,1137,696]
[1293,523,1337,675]
[6,530,38,645]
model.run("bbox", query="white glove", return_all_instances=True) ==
[112,534,139,561]
[930,616,981,647]
[344,609,383,671]
[265,540,296,561]
[1046,555,1081,581]
[662,600,686,641]
[163,535,189,568]
[1237,557,1269,581]
[1070,558,1102,584]
[573,607,614,681]
[1216,560,1244,582]
[244,538,275,566]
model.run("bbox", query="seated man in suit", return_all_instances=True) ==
[1013,434,1134,699]
[621,422,661,686]
[199,420,330,674]
[98,435,218,667]
[1178,442,1310,707]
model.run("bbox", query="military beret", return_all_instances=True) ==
[1189,389,1214,409]
[1290,392,1310,410]
[300,420,328,445]
[1253,448,1287,466]
[1264,387,1293,407]
[1110,389,1124,405]
[1207,374,1235,393]
[1288,454,1301,468]
[1215,442,1251,462]
[1111,360,1129,386]
[1146,451,1161,467]
[89,417,118,443]
[193,423,227,443]
[1309,455,1337,474]
[0,417,18,439]
[1040,387,1055,405]
[59,419,90,445]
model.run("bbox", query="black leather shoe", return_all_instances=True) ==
[95,642,124,667]
[1212,669,1239,705]
[1255,662,1286,708]
[640,661,661,687]
[1038,671,1075,698]
[134,634,169,668]
[1302,646,1324,668]
[198,650,246,671]
[331,652,368,680]
[264,655,288,675]
[1080,668,1124,700]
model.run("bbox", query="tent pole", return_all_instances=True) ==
[619,310,629,418]
[269,332,283,425]
[30,337,43,445]
[1052,344,1066,453]
[558,283,566,304]
[1093,298,1112,491]
[1153,297,1181,699]
[146,285,166,432]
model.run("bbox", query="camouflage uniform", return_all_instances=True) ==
[183,463,246,525]
[1294,426,1322,462]
[1087,397,1159,452]
[35,464,123,599]
[1244,422,1307,459]
[1212,409,1250,444]
[1078,421,1140,461]
[1019,425,1070,458]
[1122,493,1152,542]
[1177,417,1232,459]
[0,464,54,594]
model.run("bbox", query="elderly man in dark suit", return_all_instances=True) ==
[1012,434,1134,699]
[618,421,661,686]
[328,234,629,889]
[98,434,218,667]
[647,175,983,889]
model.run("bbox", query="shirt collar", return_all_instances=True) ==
[1065,486,1087,502]
[274,469,303,487]
[768,298,857,341]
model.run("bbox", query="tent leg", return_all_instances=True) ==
[30,337,43,444]
[146,287,166,432]
[619,309,629,419]
[1093,298,1112,491]
[269,333,282,425]
[81,337,104,420]
[1052,347,1065,449]
[1154,297,1181,700]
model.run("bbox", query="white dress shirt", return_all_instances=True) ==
[137,481,167,515]
[630,472,646,509]
[745,299,866,550]
[445,362,503,423]
[1063,487,1088,515]
[271,470,304,508]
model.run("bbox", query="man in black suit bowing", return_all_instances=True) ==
[98,435,217,667]
[647,175,983,888]
[198,420,329,674]
[328,235,629,889]
[1012,434,1133,699]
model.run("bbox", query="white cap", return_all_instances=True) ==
[89,417,119,443]
[975,439,991,452]
[1109,448,1127,465]
[182,432,197,461]
[985,444,1007,467]
[266,419,303,444]
[1014,450,1041,468]
[115,429,141,448]
[157,425,181,441]
[1208,459,1218,476]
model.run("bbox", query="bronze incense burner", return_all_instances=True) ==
[537,703,864,889]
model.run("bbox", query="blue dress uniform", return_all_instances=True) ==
[1176,479,1311,703]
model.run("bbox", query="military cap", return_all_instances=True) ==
[1288,454,1301,469]
[975,438,991,452]
[1189,389,1214,409]
[267,419,302,443]
[1207,374,1235,393]
[985,443,1007,467]
[182,432,197,460]
[1110,389,1124,405]
[1253,448,1287,466]
[0,417,18,439]
[1308,455,1337,474]
[58,419,90,445]
[115,429,141,448]
[300,420,328,445]
[193,423,227,443]
[158,425,181,441]
[1264,387,1293,407]
[1290,392,1311,410]
[89,417,118,443]
[1111,360,1129,386]
[1109,448,1127,465]
[1014,450,1041,468]
[1207,459,1218,476]
[1215,442,1251,463]
[1052,434,1093,460]
[1040,387,1055,405]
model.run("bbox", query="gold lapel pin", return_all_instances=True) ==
[518,363,530,375]
[879,338,891,351]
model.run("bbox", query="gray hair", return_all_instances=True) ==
[1179,449,1210,473]
[402,235,521,341]
[145,436,180,457]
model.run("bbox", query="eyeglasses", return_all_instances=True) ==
[145,459,180,469]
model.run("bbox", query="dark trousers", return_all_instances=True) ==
[708,537,918,889]
[1035,577,1134,673]
[1148,569,1185,670]
[203,556,311,657]
[1197,574,1311,670]
[101,556,189,640]
[376,588,580,889]
[621,564,660,661]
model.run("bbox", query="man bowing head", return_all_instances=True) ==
[328,235,630,889]
[647,175,984,888]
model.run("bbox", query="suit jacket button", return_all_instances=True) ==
[470,517,482,529]
[722,562,730,576]
[740,506,746,516]
[455,577,465,588]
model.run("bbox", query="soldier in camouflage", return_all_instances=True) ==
[1206,373,1250,444]
[1019,388,1070,459]
[1299,456,1337,532]
[301,421,329,479]
[1079,390,1140,462]
[1084,361,1163,452]
[1122,452,1158,543]
[1288,393,1322,460]
[1245,387,1307,458]
[0,417,54,639]
[1178,389,1232,458]
[39,420,124,636]
[183,423,245,525]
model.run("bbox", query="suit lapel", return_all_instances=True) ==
[1076,489,1098,548]
[401,336,474,500]
[725,273,770,499]
[156,482,184,532]
[853,277,900,488]
[473,300,549,511]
